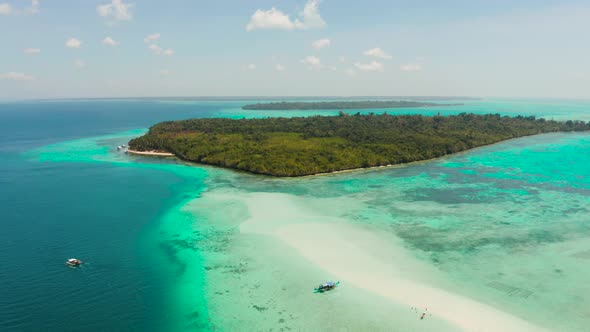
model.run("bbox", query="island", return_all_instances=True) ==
[128,113,590,177]
[242,101,463,110]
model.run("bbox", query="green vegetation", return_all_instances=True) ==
[129,113,590,177]
[242,101,462,110]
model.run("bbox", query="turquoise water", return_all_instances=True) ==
[1,98,589,331]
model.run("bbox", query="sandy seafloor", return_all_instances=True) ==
[25,101,590,331]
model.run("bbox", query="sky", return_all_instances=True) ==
[1,0,589,100]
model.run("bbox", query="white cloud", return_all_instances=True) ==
[301,55,321,68]
[102,36,120,46]
[246,8,295,31]
[0,3,12,15]
[149,44,162,54]
[275,64,286,71]
[364,47,392,59]
[65,38,82,49]
[148,44,173,56]
[312,38,330,49]
[339,56,348,63]
[400,64,422,72]
[145,34,173,56]
[354,61,384,72]
[0,1,39,15]
[294,0,326,30]
[24,48,41,54]
[97,0,133,21]
[144,33,160,43]
[244,64,256,70]
[0,72,35,81]
[159,69,170,76]
[74,59,85,68]
[246,0,325,31]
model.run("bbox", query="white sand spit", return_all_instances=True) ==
[237,192,546,332]
[276,223,545,332]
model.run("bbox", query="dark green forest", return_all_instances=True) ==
[129,113,590,177]
[242,101,462,110]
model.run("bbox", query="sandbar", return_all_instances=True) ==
[237,192,546,332]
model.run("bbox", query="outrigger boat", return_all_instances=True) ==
[66,258,83,267]
[314,281,340,293]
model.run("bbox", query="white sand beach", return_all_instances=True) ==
[127,149,175,157]
[235,192,546,332]
[277,223,544,332]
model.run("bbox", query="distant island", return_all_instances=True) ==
[128,113,589,177]
[242,101,463,110]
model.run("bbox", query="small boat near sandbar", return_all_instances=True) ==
[66,258,83,267]
[314,281,340,293]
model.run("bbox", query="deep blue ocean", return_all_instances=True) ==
[0,101,227,331]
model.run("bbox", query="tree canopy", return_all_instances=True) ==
[129,113,590,177]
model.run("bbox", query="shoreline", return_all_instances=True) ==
[286,131,588,178]
[127,149,175,157]
[299,133,540,178]
[130,132,582,178]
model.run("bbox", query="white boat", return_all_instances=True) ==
[66,258,83,267]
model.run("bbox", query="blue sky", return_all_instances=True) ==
[1,0,589,99]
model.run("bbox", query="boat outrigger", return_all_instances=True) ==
[66,258,83,267]
[314,281,340,293]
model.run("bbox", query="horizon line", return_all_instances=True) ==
[3,95,590,103]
